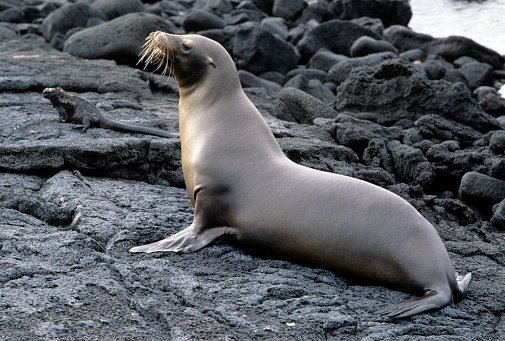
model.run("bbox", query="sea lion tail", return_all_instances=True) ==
[453,272,472,303]
[375,272,472,318]
[375,289,452,318]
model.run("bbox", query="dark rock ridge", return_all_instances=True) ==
[1,0,505,340]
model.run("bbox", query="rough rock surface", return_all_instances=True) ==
[1,1,505,340]
[63,12,176,66]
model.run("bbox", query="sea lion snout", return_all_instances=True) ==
[139,31,175,76]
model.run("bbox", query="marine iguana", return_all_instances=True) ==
[42,87,179,138]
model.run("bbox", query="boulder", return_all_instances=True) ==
[296,19,383,61]
[429,36,505,69]
[272,0,305,21]
[385,27,504,69]
[238,70,282,97]
[299,0,332,23]
[350,16,384,36]
[183,9,226,32]
[362,138,395,175]
[328,0,412,27]
[196,0,233,14]
[63,13,176,66]
[473,86,505,117]
[41,2,108,42]
[307,49,349,72]
[350,35,398,57]
[491,199,505,229]
[421,59,447,80]
[272,87,338,124]
[414,114,483,148]
[388,140,436,192]
[489,130,505,155]
[458,61,494,90]
[334,59,500,133]
[459,171,505,208]
[90,0,145,20]
[399,48,427,62]
[326,51,397,85]
[426,142,486,190]
[328,113,402,155]
[283,74,334,103]
[260,17,289,40]
[231,23,299,74]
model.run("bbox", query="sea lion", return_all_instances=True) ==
[130,31,471,318]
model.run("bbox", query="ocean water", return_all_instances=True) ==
[409,0,505,55]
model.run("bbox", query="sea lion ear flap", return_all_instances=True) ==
[208,57,216,68]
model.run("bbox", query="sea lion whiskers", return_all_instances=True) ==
[138,33,174,78]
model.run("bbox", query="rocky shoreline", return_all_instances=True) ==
[1,0,505,340]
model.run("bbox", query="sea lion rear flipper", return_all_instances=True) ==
[129,225,228,253]
[375,289,451,318]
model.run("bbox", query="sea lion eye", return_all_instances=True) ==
[182,43,190,51]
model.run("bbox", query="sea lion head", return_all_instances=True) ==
[139,31,233,89]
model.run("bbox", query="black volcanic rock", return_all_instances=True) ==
[63,13,176,67]
[334,59,500,132]
[296,18,384,61]
[329,0,412,27]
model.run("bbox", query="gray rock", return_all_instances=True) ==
[362,138,395,175]
[421,59,447,80]
[459,171,505,208]
[238,69,282,97]
[430,35,504,69]
[283,74,334,103]
[296,18,384,61]
[459,61,494,90]
[329,0,412,27]
[90,0,145,20]
[272,87,337,124]
[307,49,349,72]
[399,48,427,62]
[489,130,505,155]
[326,51,397,85]
[272,0,305,21]
[0,6,26,23]
[196,0,233,13]
[350,16,384,35]
[0,25,17,39]
[260,16,288,40]
[426,141,487,189]
[231,22,299,75]
[0,38,150,95]
[299,0,332,24]
[350,35,398,57]
[183,9,226,33]
[474,86,505,117]
[388,140,436,191]
[335,59,500,132]
[63,13,176,67]
[491,199,505,229]
[285,68,328,83]
[41,2,108,42]
[328,113,402,155]
[225,7,267,25]
[414,114,483,148]
[385,26,504,69]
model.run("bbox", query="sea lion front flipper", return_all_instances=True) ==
[375,289,451,318]
[129,225,228,253]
